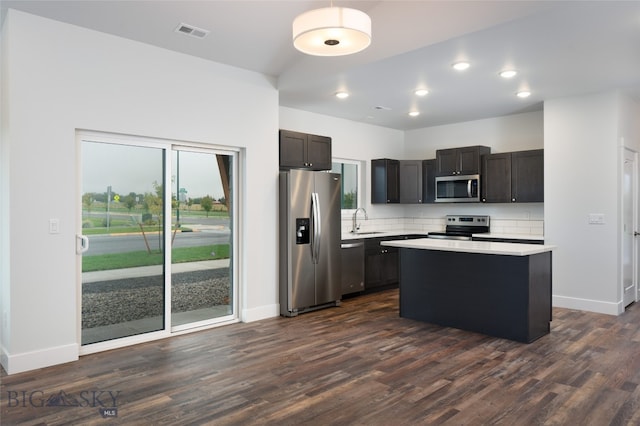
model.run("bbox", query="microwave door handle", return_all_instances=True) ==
[467,179,472,198]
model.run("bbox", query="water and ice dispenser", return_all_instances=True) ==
[296,218,310,244]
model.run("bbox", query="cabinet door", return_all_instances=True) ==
[306,134,332,171]
[364,248,383,288]
[482,153,512,203]
[512,150,544,202]
[399,160,422,203]
[279,130,306,169]
[371,159,400,204]
[459,146,489,175]
[422,159,436,203]
[436,148,459,175]
[381,248,399,285]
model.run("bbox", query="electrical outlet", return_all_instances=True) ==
[588,213,605,225]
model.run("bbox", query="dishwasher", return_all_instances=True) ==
[341,241,365,295]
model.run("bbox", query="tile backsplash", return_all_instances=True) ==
[342,215,544,236]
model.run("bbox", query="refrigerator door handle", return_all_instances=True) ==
[311,192,321,264]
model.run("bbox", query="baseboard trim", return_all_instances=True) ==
[553,294,623,315]
[242,303,279,322]
[1,343,78,375]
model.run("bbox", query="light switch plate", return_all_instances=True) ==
[588,213,605,225]
[49,218,60,234]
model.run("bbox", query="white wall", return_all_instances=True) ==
[1,10,279,374]
[545,91,627,314]
[0,5,9,376]
[404,110,544,158]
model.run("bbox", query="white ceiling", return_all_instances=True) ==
[3,1,640,130]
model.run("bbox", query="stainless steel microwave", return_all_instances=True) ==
[435,174,480,202]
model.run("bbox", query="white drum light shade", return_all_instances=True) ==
[293,7,372,56]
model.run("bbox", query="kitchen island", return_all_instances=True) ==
[381,238,555,343]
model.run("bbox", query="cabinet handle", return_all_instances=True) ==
[512,198,516,202]
[482,198,486,202]
[309,163,313,166]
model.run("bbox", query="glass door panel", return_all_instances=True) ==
[171,148,234,328]
[81,141,165,345]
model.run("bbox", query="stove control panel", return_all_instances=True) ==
[445,215,490,227]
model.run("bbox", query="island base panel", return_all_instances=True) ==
[399,249,551,343]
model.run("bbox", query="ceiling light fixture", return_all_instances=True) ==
[516,90,531,98]
[409,111,420,117]
[499,70,518,79]
[292,2,372,56]
[335,91,349,99]
[452,61,470,71]
[415,89,429,96]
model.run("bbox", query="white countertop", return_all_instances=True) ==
[341,231,427,240]
[381,238,555,256]
[342,231,543,242]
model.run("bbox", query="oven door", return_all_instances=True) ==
[435,174,480,202]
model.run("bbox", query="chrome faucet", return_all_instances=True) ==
[351,208,368,233]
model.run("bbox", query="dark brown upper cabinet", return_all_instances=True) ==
[371,159,400,204]
[421,159,437,203]
[482,149,544,203]
[399,160,423,204]
[436,146,490,175]
[279,129,332,171]
[512,150,544,202]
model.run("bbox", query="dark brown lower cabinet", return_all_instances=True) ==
[364,235,424,291]
[365,244,398,291]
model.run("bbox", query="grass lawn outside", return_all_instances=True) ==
[82,244,230,272]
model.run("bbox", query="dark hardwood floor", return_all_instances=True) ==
[2,289,640,425]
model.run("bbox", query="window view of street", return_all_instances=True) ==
[81,140,233,345]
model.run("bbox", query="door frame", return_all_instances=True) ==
[622,146,638,309]
[76,130,241,356]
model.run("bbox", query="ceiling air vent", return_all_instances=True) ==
[175,23,209,39]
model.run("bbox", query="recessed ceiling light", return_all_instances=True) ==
[499,70,517,79]
[415,89,429,97]
[409,111,420,117]
[335,91,349,99]
[516,90,531,98]
[452,61,470,71]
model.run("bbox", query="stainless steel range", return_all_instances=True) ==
[428,215,490,241]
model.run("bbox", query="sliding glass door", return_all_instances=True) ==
[80,141,166,345]
[79,134,237,349]
[171,147,234,329]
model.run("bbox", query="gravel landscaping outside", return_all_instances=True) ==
[82,268,231,329]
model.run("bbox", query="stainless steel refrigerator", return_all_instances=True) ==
[279,169,342,317]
